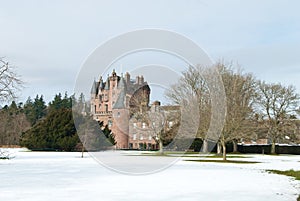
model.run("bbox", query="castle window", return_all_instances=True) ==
[133,123,137,128]
[105,104,108,112]
[133,134,137,140]
[142,122,146,129]
[108,120,112,127]
[148,135,152,140]
[117,112,120,117]
[140,135,143,140]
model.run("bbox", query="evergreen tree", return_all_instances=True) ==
[23,95,47,125]
[34,95,47,120]
[20,108,80,151]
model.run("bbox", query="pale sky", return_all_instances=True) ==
[0,0,300,104]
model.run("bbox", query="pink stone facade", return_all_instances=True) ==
[90,70,157,149]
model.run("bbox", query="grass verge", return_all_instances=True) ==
[184,159,259,164]
[267,169,300,180]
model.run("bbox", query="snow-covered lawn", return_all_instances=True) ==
[0,150,299,201]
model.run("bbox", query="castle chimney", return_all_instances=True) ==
[140,75,144,84]
[125,72,130,83]
[136,76,140,84]
[151,101,161,112]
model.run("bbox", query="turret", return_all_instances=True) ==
[112,76,129,149]
[91,80,97,95]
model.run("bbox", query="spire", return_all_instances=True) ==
[91,80,97,94]
[118,75,126,89]
[104,76,110,90]
[112,69,117,77]
[99,76,104,89]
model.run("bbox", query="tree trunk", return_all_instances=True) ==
[232,140,238,153]
[159,138,164,155]
[81,143,84,158]
[81,132,86,158]
[222,141,227,161]
[202,139,208,153]
[217,142,222,155]
[271,141,276,155]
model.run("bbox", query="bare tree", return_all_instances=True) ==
[147,107,166,154]
[165,65,212,152]
[0,103,30,149]
[218,63,257,160]
[0,58,23,102]
[257,81,300,154]
[166,62,256,160]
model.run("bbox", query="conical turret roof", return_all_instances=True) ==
[91,80,97,94]
[113,76,126,109]
[104,76,110,90]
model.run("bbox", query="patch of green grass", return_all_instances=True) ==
[206,155,250,158]
[180,155,251,158]
[185,159,259,164]
[129,152,170,157]
[267,169,300,180]
[129,152,253,159]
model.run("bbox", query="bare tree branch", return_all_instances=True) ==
[0,58,23,102]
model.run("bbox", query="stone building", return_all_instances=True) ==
[90,70,159,149]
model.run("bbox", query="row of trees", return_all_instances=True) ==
[166,62,300,160]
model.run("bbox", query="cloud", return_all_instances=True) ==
[0,0,300,102]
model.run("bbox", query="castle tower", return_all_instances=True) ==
[90,70,153,150]
[112,76,129,149]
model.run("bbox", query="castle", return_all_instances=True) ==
[90,70,159,149]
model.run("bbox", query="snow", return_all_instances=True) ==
[0,150,299,201]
